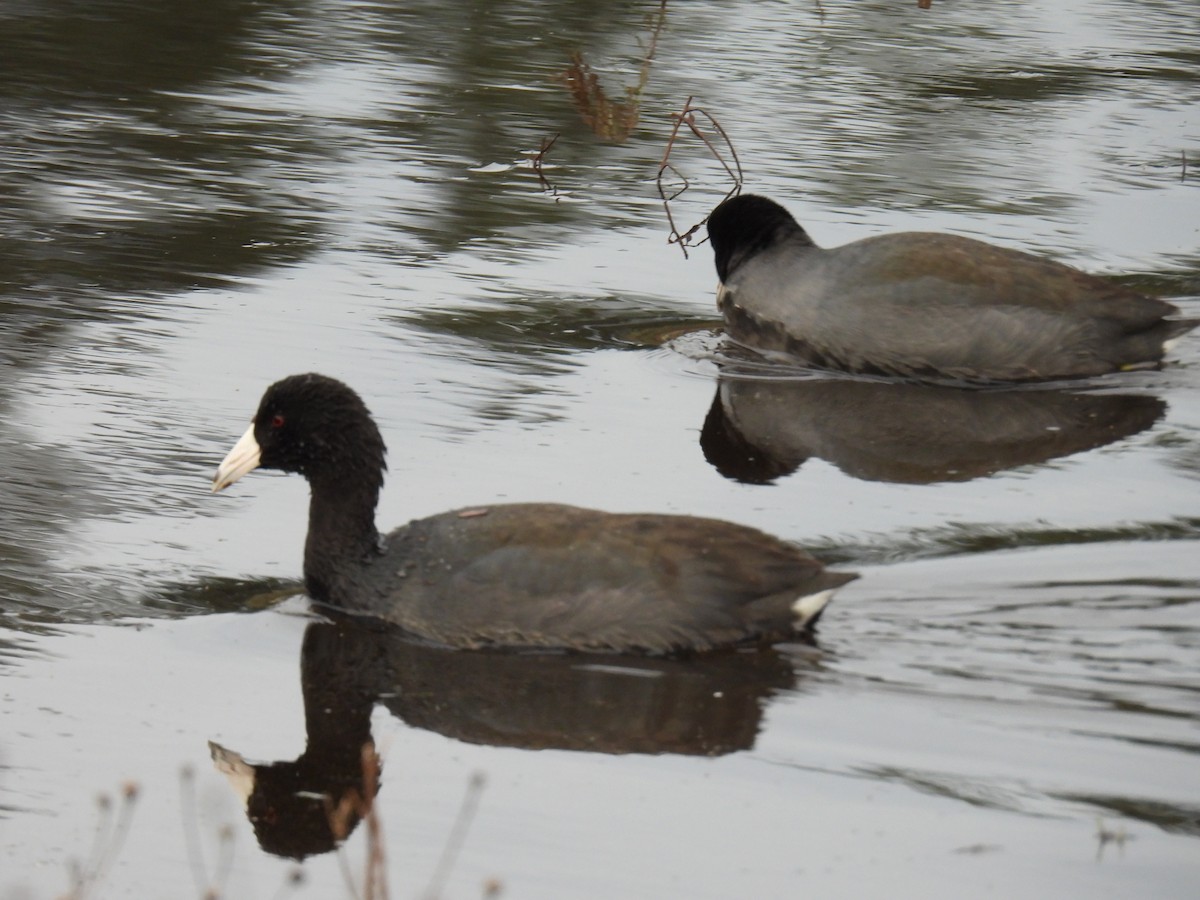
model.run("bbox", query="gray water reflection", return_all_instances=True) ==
[0,0,1198,896]
[207,615,803,859]
[701,373,1166,485]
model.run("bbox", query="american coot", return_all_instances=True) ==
[707,194,1198,382]
[212,374,856,654]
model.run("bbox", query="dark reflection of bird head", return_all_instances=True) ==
[209,739,377,860]
[700,387,807,484]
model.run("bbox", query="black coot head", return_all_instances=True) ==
[707,194,813,283]
[213,373,386,492]
[254,374,384,475]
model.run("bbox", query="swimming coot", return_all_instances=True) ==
[212,374,856,653]
[707,194,1197,382]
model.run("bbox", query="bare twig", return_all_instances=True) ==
[656,96,744,256]
[179,766,211,897]
[422,771,488,900]
[530,133,560,196]
[212,825,236,897]
[180,764,237,900]
[62,782,140,900]
[361,745,387,900]
[329,742,387,900]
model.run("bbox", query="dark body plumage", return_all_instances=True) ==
[213,374,855,654]
[707,194,1197,382]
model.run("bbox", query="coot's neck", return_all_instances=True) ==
[719,217,815,283]
[303,469,383,608]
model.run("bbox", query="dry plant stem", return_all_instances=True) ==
[65,785,139,900]
[656,96,744,256]
[329,742,387,900]
[361,744,388,900]
[71,797,115,894]
[334,837,362,900]
[212,825,236,897]
[531,133,559,195]
[179,765,216,898]
[422,772,488,900]
[657,98,696,256]
[634,0,669,99]
[329,785,361,898]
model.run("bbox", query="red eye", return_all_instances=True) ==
[270,414,285,429]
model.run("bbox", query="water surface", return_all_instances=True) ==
[1,1,1197,897]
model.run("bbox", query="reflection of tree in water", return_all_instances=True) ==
[699,3,1200,220]
[0,0,322,321]
[346,0,678,239]
[3,0,682,337]
[0,412,104,620]
[561,0,669,142]
[0,6,325,604]
[857,768,1200,838]
[0,0,690,375]
[1057,792,1200,839]
[390,291,712,360]
[5,0,1195,326]
[381,291,717,433]
[2,0,316,606]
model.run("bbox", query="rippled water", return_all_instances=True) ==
[1,1,1198,897]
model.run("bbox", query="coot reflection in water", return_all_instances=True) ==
[211,616,804,860]
[701,373,1165,485]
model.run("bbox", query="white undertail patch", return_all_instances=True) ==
[791,589,834,629]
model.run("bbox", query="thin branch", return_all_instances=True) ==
[327,742,385,900]
[361,745,387,900]
[422,772,487,900]
[179,766,211,897]
[656,97,743,256]
[530,133,560,197]
[64,782,140,900]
